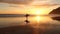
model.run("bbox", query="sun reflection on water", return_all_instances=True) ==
[35,16,40,23]
[29,15,53,24]
[34,16,53,23]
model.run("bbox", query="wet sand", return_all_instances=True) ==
[0,23,60,34]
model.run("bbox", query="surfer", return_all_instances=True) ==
[25,14,30,24]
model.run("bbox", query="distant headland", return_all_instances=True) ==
[49,7,60,21]
[49,7,60,14]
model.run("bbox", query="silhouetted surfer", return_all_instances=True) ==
[25,14,30,24]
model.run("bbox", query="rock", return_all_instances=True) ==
[51,17,60,21]
[49,7,60,14]
[49,7,60,21]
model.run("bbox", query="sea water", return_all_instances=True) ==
[0,16,60,28]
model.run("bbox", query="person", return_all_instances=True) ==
[25,14,30,17]
[25,14,30,24]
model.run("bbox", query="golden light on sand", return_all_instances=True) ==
[35,16,40,23]
[34,15,53,23]
[36,16,40,22]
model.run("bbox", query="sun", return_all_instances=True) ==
[27,7,50,15]
[29,8,42,15]
[36,10,40,15]
[35,9,49,15]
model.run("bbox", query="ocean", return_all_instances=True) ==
[0,15,60,28]
[0,15,60,34]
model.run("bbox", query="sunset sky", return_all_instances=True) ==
[0,0,60,15]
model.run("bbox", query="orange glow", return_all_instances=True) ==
[35,16,40,23]
[34,16,53,23]
[35,10,40,15]
[27,7,50,15]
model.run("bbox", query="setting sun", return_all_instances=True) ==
[29,8,50,15]
[35,10,40,15]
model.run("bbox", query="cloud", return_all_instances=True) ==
[0,0,60,8]
[0,0,60,5]
[50,0,60,4]
[0,0,33,4]
[30,0,60,6]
